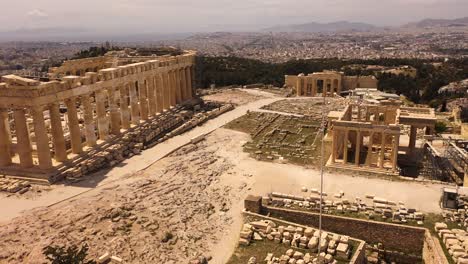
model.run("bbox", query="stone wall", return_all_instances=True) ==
[262,206,426,256]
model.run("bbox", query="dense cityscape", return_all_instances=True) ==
[0,3,467,263]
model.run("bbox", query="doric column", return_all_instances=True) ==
[186,66,193,99]
[357,105,361,121]
[355,130,361,166]
[175,68,182,104]
[169,70,177,106]
[139,80,149,120]
[162,72,170,110]
[95,90,109,139]
[392,135,400,171]
[367,132,374,167]
[296,77,301,97]
[156,74,164,113]
[14,109,33,168]
[379,132,386,168]
[119,84,131,129]
[49,103,68,161]
[331,128,337,163]
[180,68,187,101]
[129,81,140,125]
[147,76,157,116]
[108,87,121,133]
[31,106,53,169]
[343,129,349,164]
[409,126,417,152]
[0,110,12,166]
[65,98,82,154]
[337,79,342,94]
[312,79,317,96]
[81,95,97,147]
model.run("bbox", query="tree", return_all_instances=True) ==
[43,243,96,264]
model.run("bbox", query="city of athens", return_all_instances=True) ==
[0,1,467,264]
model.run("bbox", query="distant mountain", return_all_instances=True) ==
[0,27,192,42]
[402,17,468,28]
[263,21,377,33]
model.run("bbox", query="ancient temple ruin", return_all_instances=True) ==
[327,100,436,175]
[0,50,196,182]
[284,71,378,97]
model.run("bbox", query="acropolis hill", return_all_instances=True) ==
[0,47,467,264]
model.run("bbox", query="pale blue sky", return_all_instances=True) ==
[0,0,467,32]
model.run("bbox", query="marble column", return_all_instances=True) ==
[187,66,193,99]
[367,132,374,167]
[169,70,177,106]
[156,74,164,113]
[409,126,417,152]
[65,98,82,154]
[379,132,386,168]
[355,130,361,166]
[180,68,187,101]
[107,87,121,134]
[120,84,131,129]
[343,129,349,164]
[163,72,171,110]
[14,109,33,168]
[175,69,182,104]
[95,91,109,139]
[331,128,337,163]
[0,110,12,166]
[147,76,157,116]
[32,106,53,169]
[296,78,301,97]
[392,135,400,171]
[337,79,342,94]
[312,79,317,96]
[81,95,97,147]
[129,81,140,125]
[357,105,361,121]
[49,103,68,161]
[139,80,149,120]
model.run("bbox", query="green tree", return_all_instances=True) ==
[43,243,96,264]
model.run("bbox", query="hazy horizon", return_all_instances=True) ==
[1,0,467,34]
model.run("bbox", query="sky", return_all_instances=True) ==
[0,0,467,33]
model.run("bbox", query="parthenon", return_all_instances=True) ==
[0,49,196,182]
[284,70,378,97]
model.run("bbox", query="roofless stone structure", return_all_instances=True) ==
[0,50,196,182]
[327,100,436,175]
[284,71,378,97]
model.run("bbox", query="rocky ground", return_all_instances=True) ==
[0,133,252,264]
[202,89,268,105]
[261,98,348,118]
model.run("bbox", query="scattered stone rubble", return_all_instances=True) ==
[61,102,233,182]
[239,220,351,264]
[0,177,30,194]
[443,198,468,228]
[228,112,324,166]
[435,222,468,264]
[0,135,247,263]
[264,189,425,225]
[261,98,347,118]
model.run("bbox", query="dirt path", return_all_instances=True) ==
[0,93,281,223]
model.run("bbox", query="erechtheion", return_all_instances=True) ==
[284,71,378,97]
[0,49,196,182]
[327,100,436,175]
